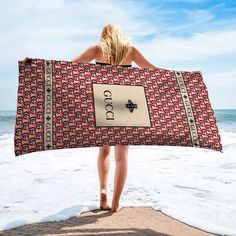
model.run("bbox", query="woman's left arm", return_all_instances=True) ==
[72,44,98,63]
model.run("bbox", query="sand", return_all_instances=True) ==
[0,206,219,236]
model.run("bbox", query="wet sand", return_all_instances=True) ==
[0,206,219,236]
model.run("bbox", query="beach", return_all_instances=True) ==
[0,206,218,236]
[1,0,236,234]
[0,110,235,236]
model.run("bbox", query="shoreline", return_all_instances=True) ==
[0,206,219,236]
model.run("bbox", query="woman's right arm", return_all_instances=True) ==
[132,46,165,70]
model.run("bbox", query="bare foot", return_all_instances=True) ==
[100,189,111,210]
[111,202,123,212]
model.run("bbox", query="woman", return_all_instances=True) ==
[72,24,158,213]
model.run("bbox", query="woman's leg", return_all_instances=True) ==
[111,144,129,212]
[97,145,111,209]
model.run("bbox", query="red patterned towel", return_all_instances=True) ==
[14,58,223,156]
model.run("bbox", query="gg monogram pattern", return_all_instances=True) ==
[14,58,223,156]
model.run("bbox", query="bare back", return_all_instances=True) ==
[72,44,158,69]
[95,45,133,65]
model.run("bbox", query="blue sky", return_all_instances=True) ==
[0,0,236,110]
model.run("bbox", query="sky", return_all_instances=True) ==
[0,0,236,110]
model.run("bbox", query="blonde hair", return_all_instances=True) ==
[98,24,132,65]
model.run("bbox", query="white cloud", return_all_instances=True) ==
[166,9,215,32]
[15,0,65,12]
[0,0,159,62]
[205,70,236,87]
[0,0,236,109]
[140,30,236,62]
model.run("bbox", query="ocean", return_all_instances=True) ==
[1,109,236,135]
[0,109,236,235]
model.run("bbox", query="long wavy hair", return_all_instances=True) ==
[98,24,132,65]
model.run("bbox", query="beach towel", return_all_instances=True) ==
[14,57,223,156]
